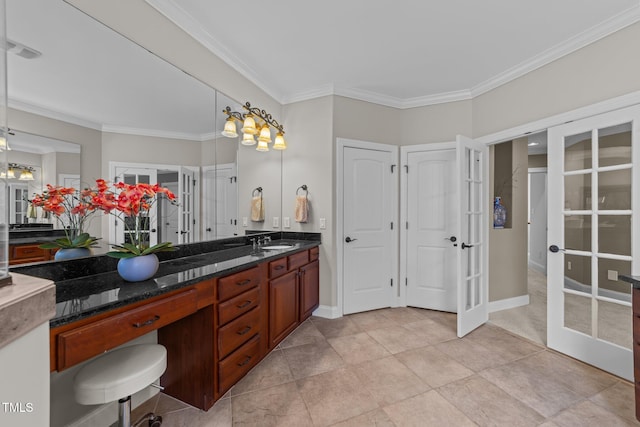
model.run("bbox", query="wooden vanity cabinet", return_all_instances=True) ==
[9,244,56,265]
[633,287,640,420]
[299,259,320,322]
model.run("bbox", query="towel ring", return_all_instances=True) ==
[252,187,263,197]
[296,185,308,196]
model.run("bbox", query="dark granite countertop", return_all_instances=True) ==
[10,232,320,328]
[620,274,640,289]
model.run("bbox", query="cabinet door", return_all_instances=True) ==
[269,270,299,347]
[299,260,320,322]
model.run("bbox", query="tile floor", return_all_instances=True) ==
[132,307,640,426]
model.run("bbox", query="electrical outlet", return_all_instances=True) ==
[273,217,279,228]
[283,217,290,228]
[567,261,571,271]
[242,217,248,227]
[319,218,326,229]
[608,270,618,281]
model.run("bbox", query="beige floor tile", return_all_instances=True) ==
[230,349,294,396]
[435,336,511,372]
[279,318,326,349]
[297,367,379,426]
[349,309,399,332]
[330,408,395,427]
[367,325,430,354]
[395,345,473,388]
[382,389,476,427]
[438,374,545,426]
[589,381,640,425]
[551,400,637,427]
[200,397,233,427]
[379,307,426,324]
[479,355,585,418]
[231,382,312,426]
[282,339,345,380]
[351,356,430,406]
[466,323,544,360]
[312,316,362,338]
[402,318,458,345]
[328,332,391,365]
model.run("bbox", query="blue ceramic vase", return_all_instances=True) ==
[117,254,159,282]
[54,248,92,261]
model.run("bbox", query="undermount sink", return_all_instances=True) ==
[261,245,294,250]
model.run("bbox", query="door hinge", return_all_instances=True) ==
[404,165,409,173]
[405,278,408,286]
[405,222,408,230]
[390,278,393,287]
[391,164,396,173]
[390,222,393,230]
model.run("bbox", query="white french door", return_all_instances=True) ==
[456,135,489,337]
[112,166,158,247]
[340,139,398,315]
[403,143,458,312]
[547,105,640,380]
[177,166,198,244]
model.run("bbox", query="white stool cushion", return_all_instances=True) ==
[74,344,167,405]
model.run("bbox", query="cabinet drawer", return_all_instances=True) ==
[218,267,260,301]
[218,335,261,395]
[56,289,197,370]
[288,250,309,270]
[309,246,319,261]
[634,288,640,315]
[12,244,47,260]
[218,307,261,359]
[269,257,288,279]
[218,287,260,326]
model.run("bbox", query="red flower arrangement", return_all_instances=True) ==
[31,184,100,249]
[91,179,178,258]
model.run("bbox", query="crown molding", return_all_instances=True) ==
[101,125,205,142]
[145,0,286,103]
[9,98,102,130]
[470,4,640,98]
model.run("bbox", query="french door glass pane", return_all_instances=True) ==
[598,215,631,256]
[598,123,631,167]
[564,174,591,211]
[564,215,591,252]
[597,300,632,349]
[564,292,592,336]
[597,258,631,298]
[564,253,591,292]
[598,169,631,210]
[564,132,592,172]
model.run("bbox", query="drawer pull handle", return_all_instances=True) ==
[133,315,160,328]
[237,326,252,335]
[274,265,285,270]
[237,300,252,309]
[236,279,251,286]
[237,356,252,367]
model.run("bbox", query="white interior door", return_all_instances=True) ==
[528,169,548,273]
[547,105,640,381]
[160,182,179,245]
[404,145,457,312]
[112,166,158,247]
[177,166,197,244]
[342,142,398,315]
[215,163,238,238]
[457,135,489,337]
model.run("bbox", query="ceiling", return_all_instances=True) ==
[148,0,640,108]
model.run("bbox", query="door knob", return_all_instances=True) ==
[445,236,457,242]
[345,236,358,243]
[461,242,474,250]
[549,245,566,253]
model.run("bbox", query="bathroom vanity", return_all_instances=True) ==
[13,234,320,411]
[621,274,640,421]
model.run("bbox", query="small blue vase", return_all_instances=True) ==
[493,196,507,228]
[117,254,159,282]
[54,248,92,261]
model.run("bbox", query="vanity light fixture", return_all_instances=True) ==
[2,163,34,180]
[222,102,287,151]
[18,166,35,181]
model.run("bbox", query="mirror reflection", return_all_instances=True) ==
[6,0,282,250]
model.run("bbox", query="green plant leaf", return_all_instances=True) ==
[140,241,176,256]
[105,251,138,259]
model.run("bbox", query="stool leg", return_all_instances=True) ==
[118,396,132,427]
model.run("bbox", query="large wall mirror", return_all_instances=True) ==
[7,0,282,247]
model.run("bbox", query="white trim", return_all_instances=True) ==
[488,294,530,313]
[336,138,400,316]
[528,167,548,174]
[144,2,640,109]
[9,98,102,130]
[102,125,206,142]
[476,90,640,145]
[312,305,341,319]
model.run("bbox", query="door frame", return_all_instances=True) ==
[400,141,456,307]
[336,138,399,317]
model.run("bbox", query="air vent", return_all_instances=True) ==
[7,39,41,59]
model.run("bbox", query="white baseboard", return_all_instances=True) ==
[489,294,530,313]
[313,305,341,319]
[528,260,547,275]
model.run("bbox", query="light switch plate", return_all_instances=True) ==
[608,270,618,281]
[320,218,326,229]
[242,217,248,227]
[283,217,290,228]
[273,217,279,228]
